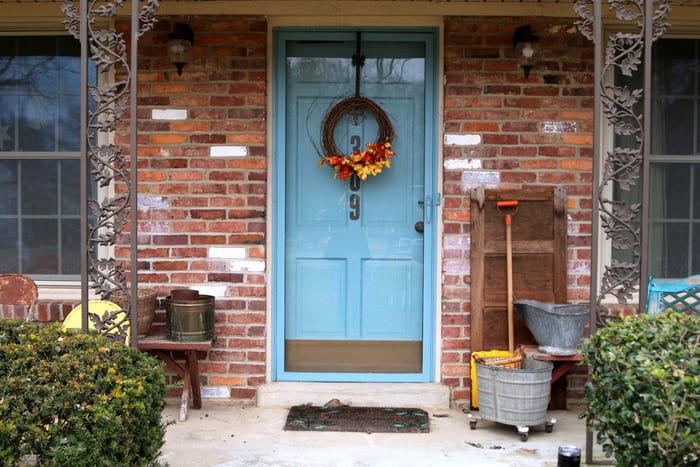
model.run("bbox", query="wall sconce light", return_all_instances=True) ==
[513,25,539,78]
[168,23,194,76]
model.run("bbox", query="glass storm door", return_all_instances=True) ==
[274,30,437,381]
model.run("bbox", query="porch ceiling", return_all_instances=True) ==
[0,0,700,24]
[1,0,699,29]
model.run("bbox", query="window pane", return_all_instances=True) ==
[61,159,81,215]
[0,160,17,214]
[652,98,694,155]
[21,159,58,215]
[61,218,81,274]
[57,95,81,151]
[649,163,691,219]
[22,219,58,274]
[649,222,689,278]
[652,39,696,95]
[0,95,17,152]
[0,219,18,273]
[18,98,56,151]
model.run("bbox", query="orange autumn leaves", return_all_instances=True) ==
[318,141,395,181]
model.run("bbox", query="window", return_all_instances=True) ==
[648,39,700,278]
[612,38,700,280]
[0,36,96,279]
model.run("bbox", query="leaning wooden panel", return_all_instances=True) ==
[470,187,567,351]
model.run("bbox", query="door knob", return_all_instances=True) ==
[414,221,424,233]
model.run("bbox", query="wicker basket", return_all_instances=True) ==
[473,350,524,369]
[109,288,157,337]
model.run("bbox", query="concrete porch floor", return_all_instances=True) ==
[159,402,595,466]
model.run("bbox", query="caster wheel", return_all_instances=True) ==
[520,433,528,442]
[545,422,554,433]
[469,420,477,430]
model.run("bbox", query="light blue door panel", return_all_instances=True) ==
[286,258,347,338]
[274,29,438,381]
[360,259,422,339]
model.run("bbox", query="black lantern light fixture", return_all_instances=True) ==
[513,25,539,78]
[168,23,194,76]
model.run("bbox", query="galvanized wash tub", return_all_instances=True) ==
[514,299,589,356]
[470,357,554,441]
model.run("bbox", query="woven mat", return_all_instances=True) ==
[284,404,430,433]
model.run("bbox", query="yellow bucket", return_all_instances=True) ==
[470,349,518,408]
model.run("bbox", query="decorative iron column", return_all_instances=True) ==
[575,0,670,323]
[575,0,671,463]
[62,0,160,345]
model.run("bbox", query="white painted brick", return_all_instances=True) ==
[151,109,187,120]
[196,285,227,298]
[443,134,481,146]
[444,159,482,170]
[201,386,231,399]
[138,196,169,209]
[230,260,265,272]
[209,247,246,259]
[540,121,577,134]
[462,171,500,186]
[210,146,248,157]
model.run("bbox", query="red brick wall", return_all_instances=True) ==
[115,16,268,403]
[27,15,596,408]
[441,17,594,408]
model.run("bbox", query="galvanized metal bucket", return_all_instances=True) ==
[475,357,553,428]
[166,293,215,342]
[514,299,589,356]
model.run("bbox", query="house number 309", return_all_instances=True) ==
[349,135,361,220]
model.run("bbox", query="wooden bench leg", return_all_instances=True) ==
[186,350,203,410]
[180,370,192,422]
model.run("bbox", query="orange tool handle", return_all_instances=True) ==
[497,200,519,225]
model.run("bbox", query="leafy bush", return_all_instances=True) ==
[0,320,167,466]
[580,311,700,467]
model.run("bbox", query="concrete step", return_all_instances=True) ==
[257,382,451,409]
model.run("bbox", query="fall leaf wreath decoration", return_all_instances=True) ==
[318,96,396,181]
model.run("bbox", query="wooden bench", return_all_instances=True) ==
[138,336,213,421]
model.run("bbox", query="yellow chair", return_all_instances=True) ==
[62,300,131,345]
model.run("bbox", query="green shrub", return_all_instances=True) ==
[580,311,700,467]
[0,320,167,466]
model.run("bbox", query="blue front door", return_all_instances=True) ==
[273,30,438,381]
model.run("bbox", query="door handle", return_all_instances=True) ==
[418,194,441,225]
[415,221,424,233]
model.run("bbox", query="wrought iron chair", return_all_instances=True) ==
[0,274,39,321]
[646,275,700,314]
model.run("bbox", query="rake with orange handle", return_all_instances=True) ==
[497,200,519,352]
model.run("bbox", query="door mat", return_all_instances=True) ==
[284,404,430,433]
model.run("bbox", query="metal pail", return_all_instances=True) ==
[166,294,215,341]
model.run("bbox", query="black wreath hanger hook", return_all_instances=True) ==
[352,31,365,98]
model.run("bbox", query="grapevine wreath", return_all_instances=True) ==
[317,96,396,181]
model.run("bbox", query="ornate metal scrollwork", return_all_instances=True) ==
[575,0,670,326]
[61,0,159,342]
